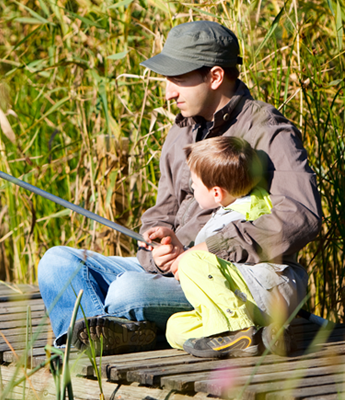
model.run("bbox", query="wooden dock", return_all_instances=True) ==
[1,282,345,400]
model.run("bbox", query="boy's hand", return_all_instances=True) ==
[139,226,184,273]
[171,242,209,280]
[171,252,185,280]
[152,236,183,272]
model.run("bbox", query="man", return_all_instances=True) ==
[38,20,321,356]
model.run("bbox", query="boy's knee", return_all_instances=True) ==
[179,250,217,277]
[166,313,187,350]
[166,310,202,350]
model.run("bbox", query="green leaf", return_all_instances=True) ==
[13,0,55,25]
[188,6,221,19]
[328,79,343,86]
[107,50,128,60]
[105,171,118,207]
[39,209,71,221]
[327,0,335,16]
[255,1,288,58]
[37,0,50,17]
[14,17,47,25]
[26,59,46,70]
[108,0,134,9]
[336,0,343,51]
[40,95,70,120]
[9,26,42,54]
[149,0,169,14]
[98,80,111,136]
[65,10,105,29]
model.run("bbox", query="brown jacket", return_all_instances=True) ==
[137,80,322,273]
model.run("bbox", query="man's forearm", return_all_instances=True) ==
[206,200,322,264]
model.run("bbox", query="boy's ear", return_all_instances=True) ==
[212,186,225,204]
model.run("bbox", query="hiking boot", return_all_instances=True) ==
[183,326,263,358]
[262,323,296,356]
[71,316,157,356]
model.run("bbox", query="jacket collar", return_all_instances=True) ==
[175,79,253,134]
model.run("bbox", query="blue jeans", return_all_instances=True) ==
[38,246,192,346]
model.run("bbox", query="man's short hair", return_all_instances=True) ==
[184,137,261,198]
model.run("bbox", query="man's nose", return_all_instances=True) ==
[165,80,178,101]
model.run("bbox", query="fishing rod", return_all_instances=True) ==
[0,170,158,247]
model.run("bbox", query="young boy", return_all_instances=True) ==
[144,136,307,358]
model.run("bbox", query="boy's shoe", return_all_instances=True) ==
[183,326,263,358]
[71,316,157,356]
[262,323,295,356]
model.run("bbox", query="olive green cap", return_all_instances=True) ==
[140,21,242,76]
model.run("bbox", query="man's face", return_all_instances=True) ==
[165,71,216,121]
[190,171,218,210]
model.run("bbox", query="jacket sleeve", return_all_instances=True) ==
[206,106,322,264]
[136,127,183,274]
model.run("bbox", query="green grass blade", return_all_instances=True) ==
[336,0,343,51]
[254,1,288,59]
[13,0,56,25]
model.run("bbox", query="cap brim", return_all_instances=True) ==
[140,53,203,76]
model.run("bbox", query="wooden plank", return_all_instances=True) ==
[236,371,345,400]
[0,338,50,353]
[0,364,224,400]
[0,330,53,347]
[0,317,50,330]
[299,394,345,400]
[295,327,345,342]
[265,383,345,400]
[100,353,214,382]
[0,298,45,312]
[160,344,345,392]
[2,346,78,365]
[193,361,345,398]
[0,283,39,295]
[140,354,345,390]
[31,347,183,370]
[0,309,47,322]
[0,293,42,302]
[0,324,51,339]
[0,302,45,315]
[131,353,283,387]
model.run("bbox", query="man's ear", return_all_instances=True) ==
[209,66,225,90]
[212,186,225,204]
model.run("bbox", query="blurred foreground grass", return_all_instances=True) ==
[0,0,344,321]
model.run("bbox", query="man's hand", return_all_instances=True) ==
[139,227,185,273]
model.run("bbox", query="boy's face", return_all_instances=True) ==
[190,171,218,210]
[165,71,216,121]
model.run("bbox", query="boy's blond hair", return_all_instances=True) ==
[184,136,262,198]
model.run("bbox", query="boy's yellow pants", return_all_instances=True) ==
[166,251,266,350]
